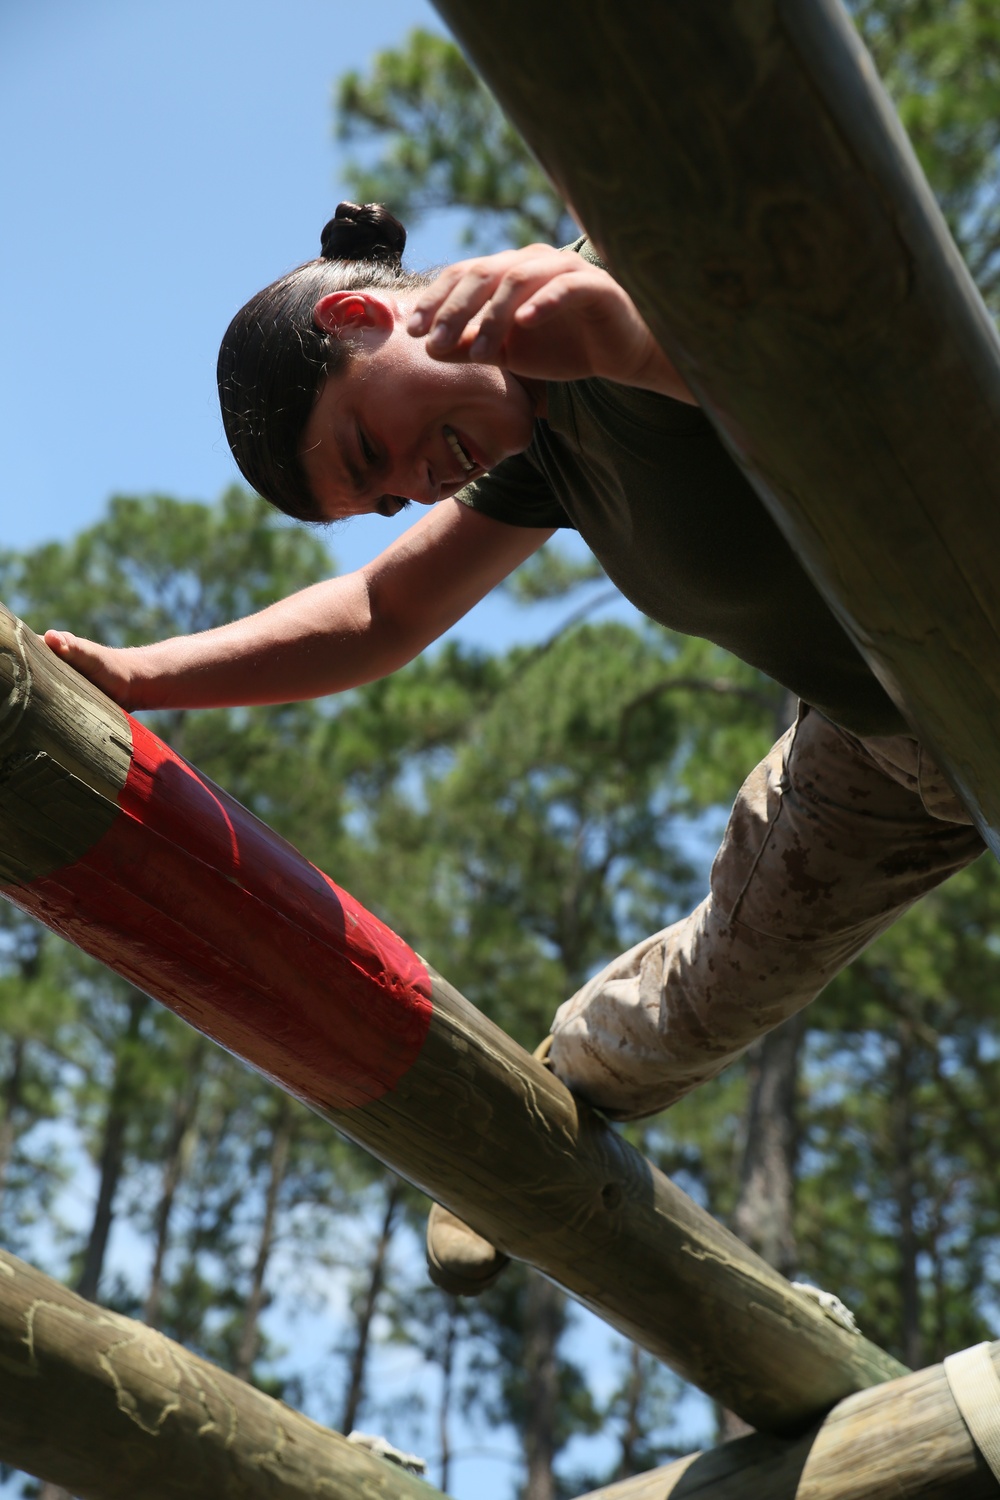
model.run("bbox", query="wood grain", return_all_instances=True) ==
[0,1240,990,1500]
[0,1247,438,1500]
[575,1343,1000,1499]
[430,0,1000,856]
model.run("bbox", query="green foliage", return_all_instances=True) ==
[336,28,576,250]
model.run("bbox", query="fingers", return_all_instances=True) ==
[43,630,129,703]
[408,246,575,361]
[44,628,75,656]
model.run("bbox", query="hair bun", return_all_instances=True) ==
[319,202,407,267]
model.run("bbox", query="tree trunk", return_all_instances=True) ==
[232,1094,295,1383]
[616,1341,644,1480]
[340,1175,403,1434]
[0,933,44,1217]
[0,1035,26,1211]
[438,1302,458,1492]
[522,1273,563,1500]
[893,1021,922,1369]
[733,1012,805,1279]
[719,1007,806,1443]
[143,1060,204,1328]
[75,994,148,1304]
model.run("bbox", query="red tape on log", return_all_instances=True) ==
[7,719,432,1110]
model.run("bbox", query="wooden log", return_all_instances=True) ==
[0,1245,437,1500]
[0,604,904,1435]
[573,1342,1000,1500]
[0,1239,990,1500]
[430,0,1000,858]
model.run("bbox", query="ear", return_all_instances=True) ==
[313,291,395,337]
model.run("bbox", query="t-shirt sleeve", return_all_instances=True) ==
[457,450,572,530]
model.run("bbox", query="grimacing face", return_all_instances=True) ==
[299,290,541,520]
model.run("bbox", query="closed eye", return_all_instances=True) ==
[358,426,377,465]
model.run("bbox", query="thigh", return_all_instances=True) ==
[715,707,984,950]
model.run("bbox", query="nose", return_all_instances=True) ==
[397,455,438,506]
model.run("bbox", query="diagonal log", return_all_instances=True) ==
[0,1240,992,1500]
[431,0,1000,857]
[0,1245,437,1500]
[0,604,904,1434]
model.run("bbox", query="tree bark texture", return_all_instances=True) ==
[430,0,1000,858]
[0,1246,441,1500]
[0,605,905,1434]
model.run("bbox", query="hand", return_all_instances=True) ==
[407,246,694,400]
[44,630,144,710]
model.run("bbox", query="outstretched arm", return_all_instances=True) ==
[406,244,696,404]
[44,501,551,711]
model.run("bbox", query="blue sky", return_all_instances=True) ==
[1,0,619,640]
[2,0,464,565]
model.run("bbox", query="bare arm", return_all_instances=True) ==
[44,501,552,711]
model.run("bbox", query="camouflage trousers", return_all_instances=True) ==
[548,705,985,1120]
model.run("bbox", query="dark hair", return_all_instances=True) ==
[217,202,430,521]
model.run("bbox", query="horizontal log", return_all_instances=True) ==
[431,0,1000,857]
[0,1245,437,1500]
[0,604,904,1435]
[4,1240,988,1500]
[575,1343,1000,1500]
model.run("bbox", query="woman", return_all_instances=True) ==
[45,202,983,1289]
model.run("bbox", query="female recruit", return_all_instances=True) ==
[45,202,983,1288]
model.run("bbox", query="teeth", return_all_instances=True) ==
[445,427,475,473]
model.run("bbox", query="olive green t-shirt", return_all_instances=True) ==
[458,247,906,738]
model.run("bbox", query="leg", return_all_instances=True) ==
[548,708,984,1119]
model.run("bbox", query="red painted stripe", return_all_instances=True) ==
[5,718,432,1111]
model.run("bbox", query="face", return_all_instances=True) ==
[299,293,540,521]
